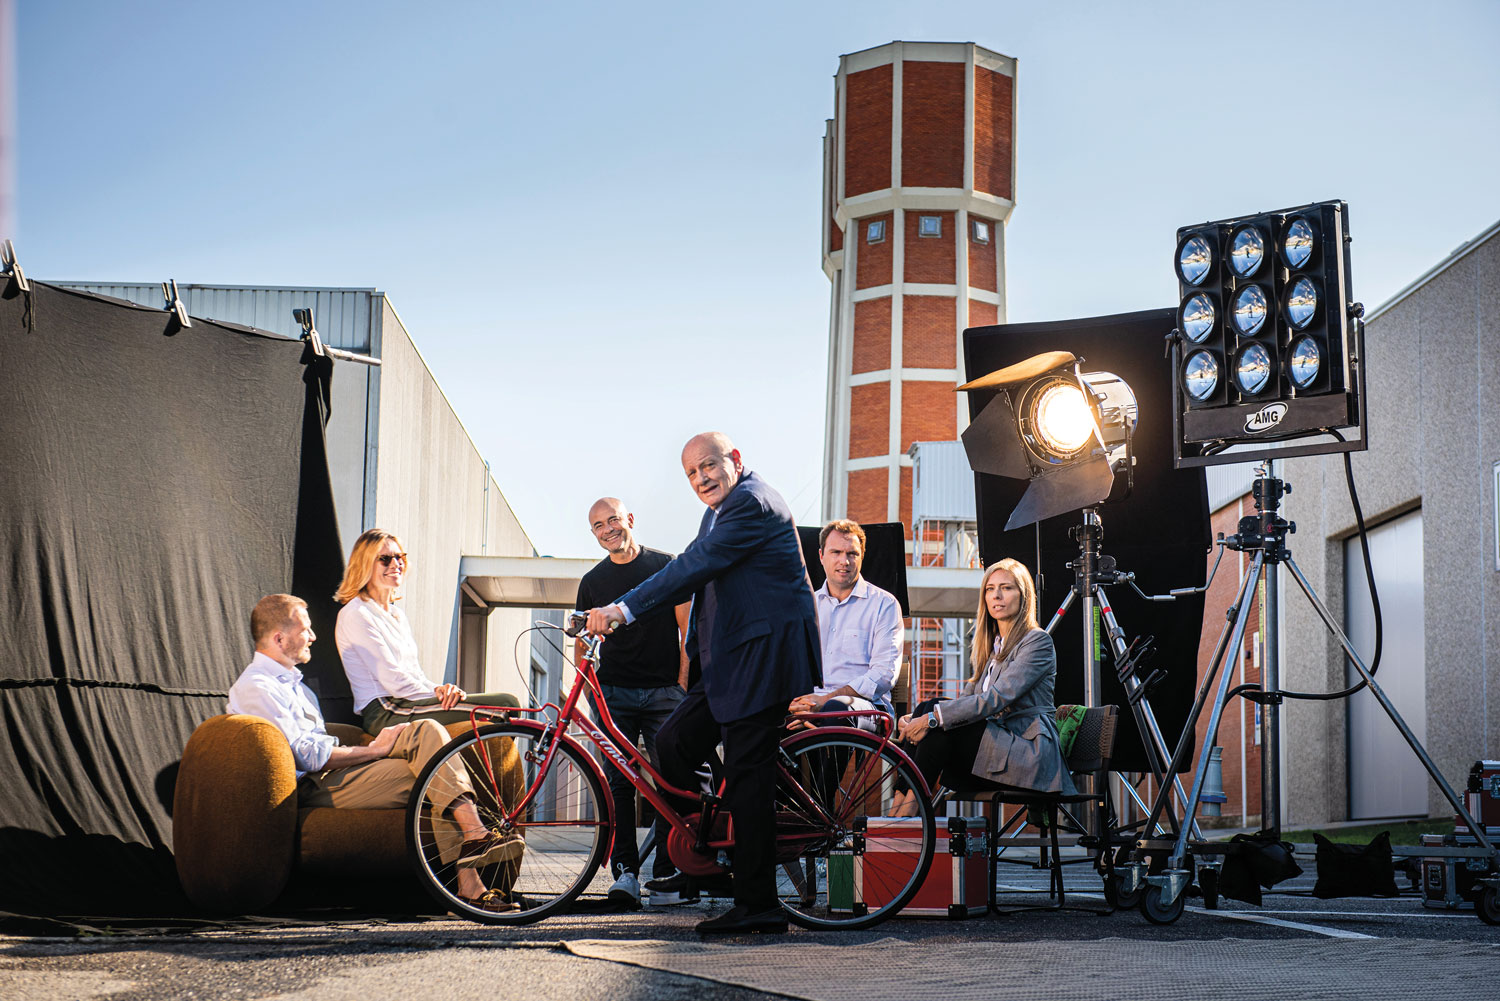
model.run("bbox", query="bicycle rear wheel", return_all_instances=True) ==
[773,730,936,930]
[406,722,610,924]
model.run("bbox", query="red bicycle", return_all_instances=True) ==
[406,612,936,928]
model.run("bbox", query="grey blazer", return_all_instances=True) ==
[936,627,1076,795]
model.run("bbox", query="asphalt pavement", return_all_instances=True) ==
[4,865,1498,1001]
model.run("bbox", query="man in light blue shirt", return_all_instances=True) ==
[788,520,904,728]
[227,593,521,912]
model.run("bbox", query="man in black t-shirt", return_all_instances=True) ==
[575,497,691,909]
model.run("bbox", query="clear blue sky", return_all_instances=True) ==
[17,1,1500,557]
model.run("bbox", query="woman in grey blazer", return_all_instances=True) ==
[892,558,1074,815]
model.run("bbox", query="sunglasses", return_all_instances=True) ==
[377,553,408,567]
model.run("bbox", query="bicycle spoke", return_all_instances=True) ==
[409,724,609,924]
[774,734,935,930]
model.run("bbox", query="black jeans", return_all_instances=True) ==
[655,684,784,911]
[587,683,685,879]
[902,697,1007,798]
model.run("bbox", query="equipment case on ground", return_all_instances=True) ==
[829,815,989,918]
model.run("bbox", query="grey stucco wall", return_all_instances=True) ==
[1281,229,1499,824]
[370,299,535,695]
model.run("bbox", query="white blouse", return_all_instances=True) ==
[981,634,1005,694]
[335,596,435,712]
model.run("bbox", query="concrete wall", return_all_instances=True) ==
[369,298,535,695]
[1281,225,1500,825]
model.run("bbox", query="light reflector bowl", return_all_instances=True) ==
[1181,293,1216,342]
[1233,285,1268,335]
[1183,350,1220,401]
[1285,276,1319,329]
[1289,336,1321,389]
[1235,343,1273,395]
[1283,217,1315,268]
[1178,234,1213,286]
[1230,226,1266,277]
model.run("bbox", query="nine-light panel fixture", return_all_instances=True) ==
[1171,199,1366,468]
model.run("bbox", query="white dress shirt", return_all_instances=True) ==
[335,596,435,713]
[814,576,904,714]
[226,652,337,778]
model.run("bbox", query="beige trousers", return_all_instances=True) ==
[300,718,473,862]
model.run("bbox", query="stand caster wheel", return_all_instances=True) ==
[1141,885,1186,925]
[1477,885,1499,926]
[1107,874,1144,910]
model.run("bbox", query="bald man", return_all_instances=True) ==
[587,432,820,934]
[574,497,690,908]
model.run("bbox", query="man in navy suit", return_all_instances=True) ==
[586,431,820,934]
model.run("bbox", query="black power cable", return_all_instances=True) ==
[1231,428,1383,705]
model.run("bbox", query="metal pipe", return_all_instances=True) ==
[1169,552,1264,870]
[325,346,381,366]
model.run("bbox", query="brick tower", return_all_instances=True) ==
[820,41,1016,537]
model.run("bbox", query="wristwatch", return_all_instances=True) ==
[925,712,939,730]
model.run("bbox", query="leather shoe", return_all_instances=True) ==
[696,904,788,934]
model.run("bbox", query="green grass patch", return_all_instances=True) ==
[1276,818,1455,847]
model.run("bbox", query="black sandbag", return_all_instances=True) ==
[1312,831,1401,898]
[1219,829,1303,905]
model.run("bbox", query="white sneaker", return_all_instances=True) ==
[608,871,642,909]
[645,871,700,906]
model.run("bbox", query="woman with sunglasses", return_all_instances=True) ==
[890,557,1073,815]
[335,528,519,735]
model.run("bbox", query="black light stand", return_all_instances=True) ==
[1043,508,1211,848]
[1120,469,1500,923]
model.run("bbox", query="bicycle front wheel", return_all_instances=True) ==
[773,730,936,930]
[407,722,610,924]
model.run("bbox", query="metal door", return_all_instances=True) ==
[1345,509,1427,819]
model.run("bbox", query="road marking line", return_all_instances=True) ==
[1241,908,1473,919]
[1188,906,1377,939]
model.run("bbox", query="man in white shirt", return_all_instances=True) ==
[227,593,521,912]
[788,520,904,728]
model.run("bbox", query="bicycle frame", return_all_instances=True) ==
[459,625,926,866]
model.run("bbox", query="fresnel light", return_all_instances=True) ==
[959,351,1138,530]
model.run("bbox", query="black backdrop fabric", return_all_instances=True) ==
[0,282,347,915]
[963,309,1209,773]
[797,522,910,616]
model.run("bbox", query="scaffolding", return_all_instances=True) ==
[908,442,979,705]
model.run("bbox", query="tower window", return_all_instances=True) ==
[866,219,886,244]
[918,215,942,238]
[971,219,991,244]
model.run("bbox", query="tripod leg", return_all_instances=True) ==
[1138,559,1259,841]
[1043,587,1079,636]
[1283,556,1497,856]
[1095,590,1205,842]
[1168,553,1265,871]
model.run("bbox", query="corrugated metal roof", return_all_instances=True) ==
[1206,461,1255,513]
[55,283,377,352]
[910,440,977,521]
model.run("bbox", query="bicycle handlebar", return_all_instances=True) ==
[564,609,619,638]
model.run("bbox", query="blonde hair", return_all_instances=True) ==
[334,528,406,604]
[968,558,1040,683]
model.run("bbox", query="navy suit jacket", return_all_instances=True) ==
[620,469,821,722]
